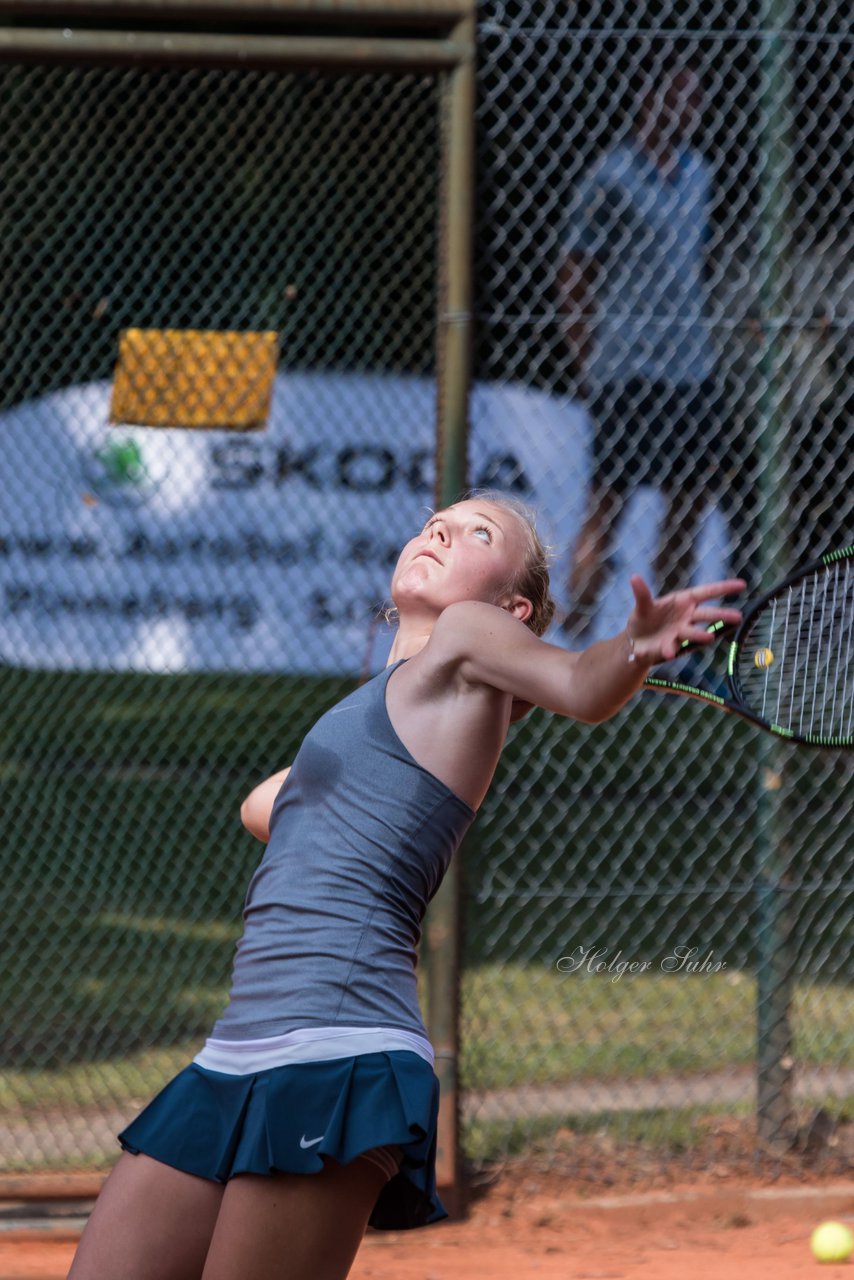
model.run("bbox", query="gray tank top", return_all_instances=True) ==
[211,658,477,1041]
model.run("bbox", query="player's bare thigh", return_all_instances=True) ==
[68,1150,225,1280]
[201,1150,395,1280]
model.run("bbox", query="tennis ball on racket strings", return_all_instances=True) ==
[754,647,775,669]
[810,1220,854,1263]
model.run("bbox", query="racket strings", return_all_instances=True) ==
[736,559,854,741]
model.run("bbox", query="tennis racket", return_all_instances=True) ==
[643,546,854,748]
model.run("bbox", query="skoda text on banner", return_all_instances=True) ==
[0,373,727,675]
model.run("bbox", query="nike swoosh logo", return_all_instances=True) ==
[300,1134,324,1148]
[330,706,356,714]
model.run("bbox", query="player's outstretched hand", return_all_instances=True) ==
[626,574,746,665]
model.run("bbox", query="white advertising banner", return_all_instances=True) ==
[0,373,728,674]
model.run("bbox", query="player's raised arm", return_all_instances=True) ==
[432,575,744,724]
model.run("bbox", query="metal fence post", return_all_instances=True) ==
[755,0,797,1154]
[0,1,479,1190]
[428,11,474,1208]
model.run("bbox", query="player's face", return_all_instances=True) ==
[391,499,528,617]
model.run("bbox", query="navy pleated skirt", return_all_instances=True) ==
[117,1048,447,1231]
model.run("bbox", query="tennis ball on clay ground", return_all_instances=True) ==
[811,1220,854,1263]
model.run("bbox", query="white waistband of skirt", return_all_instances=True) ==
[193,1025,434,1075]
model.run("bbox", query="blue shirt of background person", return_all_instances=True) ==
[558,62,730,640]
[564,139,716,388]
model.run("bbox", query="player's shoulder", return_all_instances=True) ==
[429,600,530,659]
[418,600,544,706]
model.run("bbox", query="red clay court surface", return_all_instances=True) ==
[1,1167,853,1280]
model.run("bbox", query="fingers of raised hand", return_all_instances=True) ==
[629,574,655,611]
[691,606,743,625]
[681,625,721,645]
[689,579,747,603]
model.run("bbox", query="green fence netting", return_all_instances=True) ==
[1,3,852,1191]
[0,59,441,1171]
[464,0,853,1183]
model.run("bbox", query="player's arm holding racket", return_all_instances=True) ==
[240,766,291,843]
[436,575,745,724]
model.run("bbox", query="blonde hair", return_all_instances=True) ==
[464,488,557,637]
[382,488,557,638]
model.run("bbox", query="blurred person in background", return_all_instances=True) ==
[559,57,729,639]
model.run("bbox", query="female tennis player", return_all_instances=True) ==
[68,489,743,1280]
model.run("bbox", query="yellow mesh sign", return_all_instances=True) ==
[110,328,279,430]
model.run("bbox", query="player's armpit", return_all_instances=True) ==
[240,766,291,843]
[510,698,535,723]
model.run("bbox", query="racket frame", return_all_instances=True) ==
[642,546,854,748]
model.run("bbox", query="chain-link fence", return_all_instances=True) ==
[1,1,852,1198]
[463,0,853,1185]
[0,54,447,1170]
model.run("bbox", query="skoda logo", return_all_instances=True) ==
[81,433,167,507]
